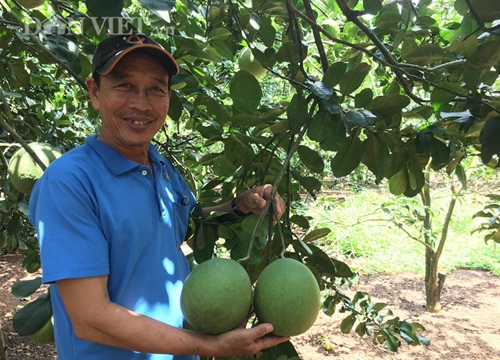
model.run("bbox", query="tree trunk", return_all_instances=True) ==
[0,321,7,360]
[424,250,447,312]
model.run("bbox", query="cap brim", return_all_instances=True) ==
[96,44,179,77]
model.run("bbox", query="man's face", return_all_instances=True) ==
[86,51,171,151]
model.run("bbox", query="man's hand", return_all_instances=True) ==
[234,184,284,223]
[207,323,290,357]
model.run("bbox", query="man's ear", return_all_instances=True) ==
[86,77,100,111]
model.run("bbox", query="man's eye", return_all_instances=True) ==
[151,86,166,93]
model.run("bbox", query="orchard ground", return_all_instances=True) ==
[1,252,499,360]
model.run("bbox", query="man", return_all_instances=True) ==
[29,33,287,359]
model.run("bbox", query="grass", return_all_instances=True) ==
[303,184,500,277]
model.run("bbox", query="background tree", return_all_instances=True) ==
[1,0,500,356]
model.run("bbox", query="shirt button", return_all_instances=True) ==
[141,170,148,176]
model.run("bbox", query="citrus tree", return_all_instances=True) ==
[2,0,500,356]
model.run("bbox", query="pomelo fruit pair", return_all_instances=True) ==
[7,142,62,195]
[180,257,320,337]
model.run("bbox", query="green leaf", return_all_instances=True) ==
[468,0,500,23]
[331,258,354,278]
[309,81,333,100]
[213,156,237,177]
[138,0,176,12]
[230,70,262,113]
[428,138,450,170]
[375,11,402,32]
[430,82,466,112]
[362,134,390,184]
[210,40,233,60]
[86,0,124,16]
[12,294,52,336]
[389,166,407,195]
[323,62,347,87]
[330,136,363,177]
[402,44,445,65]
[355,322,367,337]
[454,0,469,15]
[363,0,382,14]
[308,111,347,151]
[168,91,183,121]
[298,176,322,196]
[298,239,313,255]
[231,114,262,127]
[272,340,300,358]
[297,145,324,174]
[446,36,478,56]
[479,116,500,165]
[193,222,217,263]
[306,244,337,277]
[467,40,500,70]
[303,228,331,242]
[344,110,377,127]
[290,215,310,229]
[260,16,276,47]
[208,28,232,42]
[366,94,410,117]
[404,159,425,197]
[275,42,307,64]
[455,163,467,189]
[207,98,232,125]
[241,215,269,237]
[460,13,480,37]
[339,63,371,95]
[287,94,308,128]
[340,314,357,334]
[382,329,401,352]
[355,88,373,108]
[11,278,42,298]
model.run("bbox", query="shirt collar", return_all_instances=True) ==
[86,135,164,176]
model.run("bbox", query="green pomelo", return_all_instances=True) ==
[237,47,267,78]
[28,318,55,344]
[8,142,62,195]
[254,258,321,336]
[181,257,252,334]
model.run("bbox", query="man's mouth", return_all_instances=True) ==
[128,119,150,125]
[123,117,153,126]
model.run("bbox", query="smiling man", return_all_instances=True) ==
[29,34,287,359]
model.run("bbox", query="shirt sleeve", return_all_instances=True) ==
[29,176,110,284]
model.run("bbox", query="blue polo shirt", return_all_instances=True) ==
[29,135,197,360]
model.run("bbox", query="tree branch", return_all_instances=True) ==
[464,0,484,28]
[0,0,86,88]
[301,0,329,72]
[334,0,424,103]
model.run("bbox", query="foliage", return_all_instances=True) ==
[473,193,500,243]
[2,0,500,355]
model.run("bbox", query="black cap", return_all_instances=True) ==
[91,34,179,77]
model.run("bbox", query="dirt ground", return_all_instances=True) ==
[1,252,499,360]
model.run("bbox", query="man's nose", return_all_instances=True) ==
[128,90,152,111]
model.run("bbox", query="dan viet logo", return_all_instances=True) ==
[22,14,175,37]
